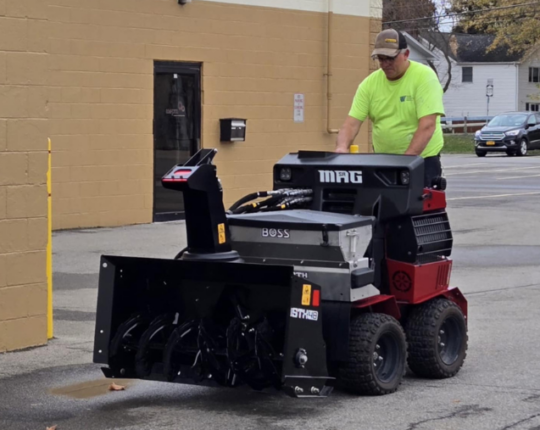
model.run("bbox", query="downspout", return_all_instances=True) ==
[327,0,339,133]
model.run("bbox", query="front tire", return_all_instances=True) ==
[475,150,486,157]
[405,298,468,379]
[338,313,407,395]
[517,138,528,156]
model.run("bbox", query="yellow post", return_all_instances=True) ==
[350,144,359,153]
[47,138,53,339]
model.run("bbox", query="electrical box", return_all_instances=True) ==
[220,118,247,142]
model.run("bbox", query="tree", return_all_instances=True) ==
[383,0,437,37]
[383,0,454,92]
[450,0,540,54]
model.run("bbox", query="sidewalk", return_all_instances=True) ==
[0,221,189,429]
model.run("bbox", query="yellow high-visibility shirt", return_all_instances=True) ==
[349,60,445,158]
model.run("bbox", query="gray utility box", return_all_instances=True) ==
[227,210,379,302]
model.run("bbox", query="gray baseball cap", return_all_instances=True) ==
[371,29,408,58]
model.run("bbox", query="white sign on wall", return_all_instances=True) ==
[294,94,304,123]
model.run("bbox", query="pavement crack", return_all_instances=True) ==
[406,405,492,430]
[524,394,540,403]
[466,283,540,296]
[498,413,540,430]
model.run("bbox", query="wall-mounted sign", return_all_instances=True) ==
[294,94,304,123]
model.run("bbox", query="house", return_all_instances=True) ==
[410,32,540,118]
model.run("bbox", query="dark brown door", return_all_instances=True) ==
[153,61,201,222]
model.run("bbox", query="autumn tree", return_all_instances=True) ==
[450,0,540,54]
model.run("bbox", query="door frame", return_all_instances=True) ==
[153,61,202,222]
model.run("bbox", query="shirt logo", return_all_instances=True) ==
[400,95,413,102]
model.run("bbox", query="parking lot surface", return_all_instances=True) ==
[1,154,540,430]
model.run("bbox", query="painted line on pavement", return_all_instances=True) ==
[496,173,540,180]
[443,163,487,169]
[446,166,540,176]
[448,191,540,201]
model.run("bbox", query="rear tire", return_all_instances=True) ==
[405,298,468,379]
[338,313,407,395]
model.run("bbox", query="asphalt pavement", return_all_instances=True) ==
[1,153,540,430]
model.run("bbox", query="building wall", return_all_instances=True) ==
[0,1,49,352]
[48,0,382,229]
[442,62,518,118]
[518,50,540,111]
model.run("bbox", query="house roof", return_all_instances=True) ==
[419,31,524,63]
[403,32,436,61]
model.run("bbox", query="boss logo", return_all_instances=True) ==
[319,170,363,184]
[262,228,290,239]
[290,308,319,321]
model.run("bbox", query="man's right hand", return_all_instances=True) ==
[335,116,363,153]
[335,146,350,153]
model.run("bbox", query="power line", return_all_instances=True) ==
[384,0,540,25]
[382,12,537,34]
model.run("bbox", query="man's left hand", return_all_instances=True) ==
[405,114,438,156]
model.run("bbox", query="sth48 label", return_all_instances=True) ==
[290,308,319,321]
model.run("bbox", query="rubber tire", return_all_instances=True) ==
[405,298,468,379]
[517,139,528,156]
[475,150,486,157]
[338,313,407,396]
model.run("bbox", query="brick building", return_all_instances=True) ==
[0,0,381,352]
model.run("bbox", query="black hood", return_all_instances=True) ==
[481,126,521,133]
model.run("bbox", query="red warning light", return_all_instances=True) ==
[312,290,320,307]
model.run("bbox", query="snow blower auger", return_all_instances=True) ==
[93,148,468,398]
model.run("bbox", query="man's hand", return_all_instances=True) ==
[335,116,363,153]
[405,114,438,156]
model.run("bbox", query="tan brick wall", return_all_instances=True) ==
[46,1,375,229]
[367,17,382,152]
[0,2,49,353]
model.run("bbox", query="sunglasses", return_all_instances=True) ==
[375,54,400,63]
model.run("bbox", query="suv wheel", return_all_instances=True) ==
[475,150,486,157]
[517,139,528,156]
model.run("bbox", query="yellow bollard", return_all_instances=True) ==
[350,144,359,153]
[47,138,53,339]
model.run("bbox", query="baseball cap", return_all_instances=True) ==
[371,29,408,58]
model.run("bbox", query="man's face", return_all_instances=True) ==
[376,50,410,80]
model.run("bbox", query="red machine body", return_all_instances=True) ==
[354,188,467,320]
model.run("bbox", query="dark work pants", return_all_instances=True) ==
[424,154,442,188]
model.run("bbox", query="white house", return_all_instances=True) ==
[409,32,540,118]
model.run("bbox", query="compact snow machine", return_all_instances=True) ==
[93,148,468,398]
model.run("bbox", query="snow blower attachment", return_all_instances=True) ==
[94,148,468,398]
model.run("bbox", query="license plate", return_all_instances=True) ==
[486,141,495,146]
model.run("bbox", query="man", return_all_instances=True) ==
[335,29,446,187]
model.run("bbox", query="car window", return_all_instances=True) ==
[528,115,537,125]
[536,114,540,123]
[488,114,527,126]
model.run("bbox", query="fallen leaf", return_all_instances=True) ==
[453,400,461,403]
[109,383,125,392]
[46,426,57,430]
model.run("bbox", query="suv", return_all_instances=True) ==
[474,112,540,157]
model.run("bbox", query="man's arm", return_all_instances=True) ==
[335,116,363,153]
[404,114,438,155]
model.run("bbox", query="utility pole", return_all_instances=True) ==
[486,78,494,117]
